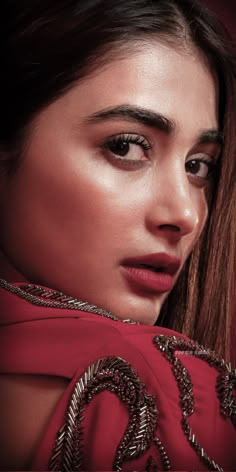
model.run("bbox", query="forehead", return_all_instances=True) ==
[49,41,219,138]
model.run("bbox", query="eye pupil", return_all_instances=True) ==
[109,140,130,157]
[187,160,200,174]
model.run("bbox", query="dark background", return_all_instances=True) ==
[203,0,236,41]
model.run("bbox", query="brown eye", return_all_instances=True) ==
[185,155,215,180]
[103,133,151,163]
[108,140,131,157]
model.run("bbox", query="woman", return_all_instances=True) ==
[0,0,235,470]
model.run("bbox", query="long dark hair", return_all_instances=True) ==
[1,0,236,361]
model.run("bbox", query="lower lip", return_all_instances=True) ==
[121,266,173,293]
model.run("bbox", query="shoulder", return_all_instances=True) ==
[31,322,236,471]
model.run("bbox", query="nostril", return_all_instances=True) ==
[159,224,180,232]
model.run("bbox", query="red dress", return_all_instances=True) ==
[0,279,235,471]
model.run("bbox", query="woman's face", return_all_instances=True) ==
[0,42,221,324]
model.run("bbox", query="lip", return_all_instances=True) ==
[121,252,181,294]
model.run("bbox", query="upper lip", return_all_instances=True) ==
[122,252,181,276]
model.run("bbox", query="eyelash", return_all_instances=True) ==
[104,133,151,150]
[101,133,217,180]
[102,133,151,166]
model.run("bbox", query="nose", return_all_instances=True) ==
[146,167,202,239]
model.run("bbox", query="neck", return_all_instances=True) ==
[0,249,27,282]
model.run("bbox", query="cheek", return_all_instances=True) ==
[7,158,135,255]
[184,191,208,258]
[197,190,209,233]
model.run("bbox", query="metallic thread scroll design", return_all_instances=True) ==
[216,368,236,427]
[0,279,138,323]
[49,356,158,471]
[145,436,172,471]
[153,437,171,470]
[154,334,236,471]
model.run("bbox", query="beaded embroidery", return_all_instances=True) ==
[153,334,236,471]
[145,437,172,471]
[1,280,235,470]
[0,278,137,323]
[49,357,158,471]
[49,336,236,472]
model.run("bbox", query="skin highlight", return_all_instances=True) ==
[0,43,220,324]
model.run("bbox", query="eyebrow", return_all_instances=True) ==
[85,104,175,134]
[85,104,223,146]
[196,129,224,147]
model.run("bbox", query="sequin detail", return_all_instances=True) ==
[0,278,137,323]
[49,335,235,471]
[2,280,234,470]
[49,357,158,471]
[154,335,236,471]
[145,437,172,471]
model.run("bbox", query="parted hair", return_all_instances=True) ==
[1,0,236,360]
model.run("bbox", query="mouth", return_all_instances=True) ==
[130,263,169,272]
[121,253,181,294]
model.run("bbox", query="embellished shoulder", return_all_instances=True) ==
[1,280,235,470]
[47,334,236,472]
